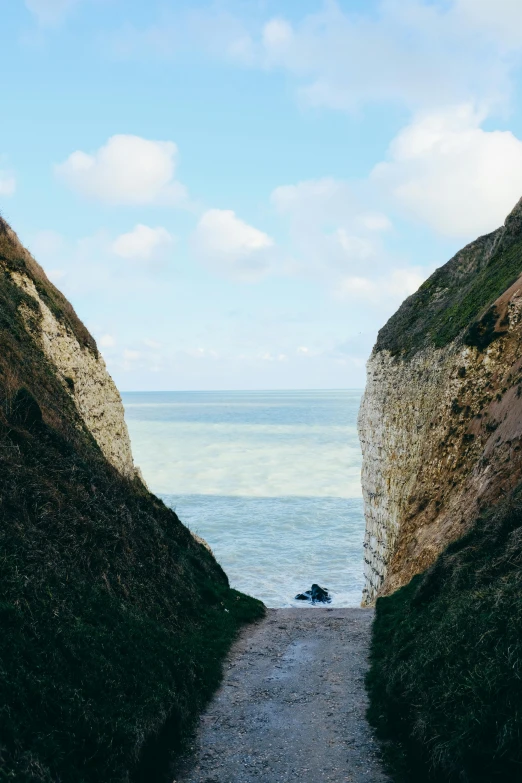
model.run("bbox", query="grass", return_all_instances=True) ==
[0,219,97,354]
[366,487,522,782]
[375,229,522,358]
[0,217,265,782]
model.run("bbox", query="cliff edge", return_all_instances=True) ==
[0,217,264,783]
[359,197,522,604]
[0,217,135,478]
[363,199,522,780]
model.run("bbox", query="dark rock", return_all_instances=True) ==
[294,584,332,604]
[311,584,331,604]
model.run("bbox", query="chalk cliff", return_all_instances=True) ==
[359,198,522,605]
[2,219,135,478]
[0,216,263,783]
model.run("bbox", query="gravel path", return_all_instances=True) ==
[174,608,389,783]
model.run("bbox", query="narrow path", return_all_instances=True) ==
[174,608,389,783]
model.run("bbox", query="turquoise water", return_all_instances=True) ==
[122,390,364,607]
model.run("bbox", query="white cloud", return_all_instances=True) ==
[270,172,432,302]
[357,213,393,232]
[0,170,16,196]
[454,0,522,48]
[99,334,115,348]
[105,8,255,64]
[29,228,173,300]
[271,106,522,248]
[272,179,392,245]
[270,177,394,279]
[335,230,375,261]
[102,2,522,116]
[55,135,188,206]
[336,267,428,306]
[25,0,77,26]
[373,104,522,237]
[262,18,293,51]
[272,178,355,224]
[256,2,510,112]
[192,209,275,282]
[112,224,174,261]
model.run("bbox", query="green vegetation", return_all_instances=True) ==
[375,228,522,358]
[366,488,522,782]
[0,219,265,782]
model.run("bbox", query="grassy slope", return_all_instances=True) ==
[367,488,522,782]
[0,220,265,783]
[375,206,522,358]
[366,201,522,781]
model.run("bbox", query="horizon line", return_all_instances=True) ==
[119,387,366,393]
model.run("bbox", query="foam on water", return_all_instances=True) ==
[122,390,365,607]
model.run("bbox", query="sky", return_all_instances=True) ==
[2,0,522,390]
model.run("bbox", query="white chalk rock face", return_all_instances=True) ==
[11,271,136,479]
[358,197,522,605]
[358,343,465,605]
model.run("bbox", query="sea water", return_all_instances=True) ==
[121,390,365,608]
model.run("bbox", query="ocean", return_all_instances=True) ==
[121,390,365,608]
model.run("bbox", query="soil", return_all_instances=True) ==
[174,608,389,783]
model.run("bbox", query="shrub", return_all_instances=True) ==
[375,226,522,359]
[366,489,522,782]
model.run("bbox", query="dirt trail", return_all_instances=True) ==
[175,608,389,783]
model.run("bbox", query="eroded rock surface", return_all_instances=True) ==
[359,198,522,604]
[12,270,135,478]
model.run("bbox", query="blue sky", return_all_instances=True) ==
[3,0,522,389]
